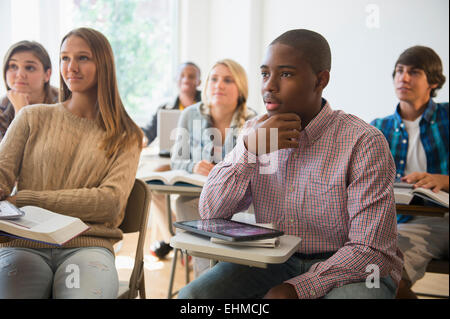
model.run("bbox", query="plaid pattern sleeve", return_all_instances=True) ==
[371,100,449,177]
[285,131,401,298]
[199,137,257,220]
[199,103,403,299]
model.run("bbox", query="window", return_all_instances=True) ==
[0,0,178,126]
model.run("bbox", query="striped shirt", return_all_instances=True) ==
[199,101,403,299]
[371,100,449,223]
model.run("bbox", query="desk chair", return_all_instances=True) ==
[117,179,151,299]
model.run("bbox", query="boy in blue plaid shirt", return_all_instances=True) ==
[371,46,448,298]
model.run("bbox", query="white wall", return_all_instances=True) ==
[179,0,449,122]
[178,0,265,112]
[2,0,448,124]
[0,0,74,93]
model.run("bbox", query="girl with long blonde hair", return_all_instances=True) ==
[156,59,257,275]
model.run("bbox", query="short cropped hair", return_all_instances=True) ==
[270,29,331,73]
[180,61,201,78]
[393,46,446,97]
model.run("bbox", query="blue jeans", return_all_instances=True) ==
[0,247,118,299]
[178,254,397,299]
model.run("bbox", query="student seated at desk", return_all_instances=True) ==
[178,29,403,299]
[0,27,143,299]
[371,46,449,299]
[141,61,202,147]
[167,59,257,277]
[1,41,58,141]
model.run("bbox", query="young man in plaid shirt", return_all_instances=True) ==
[371,46,448,299]
[178,29,403,299]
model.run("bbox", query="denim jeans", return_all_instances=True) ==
[178,254,397,299]
[0,247,118,299]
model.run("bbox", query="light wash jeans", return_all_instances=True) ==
[0,247,118,299]
[178,254,397,299]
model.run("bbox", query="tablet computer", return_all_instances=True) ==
[173,218,284,242]
[0,201,25,220]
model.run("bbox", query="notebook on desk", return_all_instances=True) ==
[157,109,181,157]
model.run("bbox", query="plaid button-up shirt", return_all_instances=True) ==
[0,97,16,142]
[199,101,403,299]
[371,100,449,223]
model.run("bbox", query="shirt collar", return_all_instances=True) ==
[421,99,437,123]
[303,98,333,144]
[394,98,436,126]
[167,90,202,109]
[199,102,241,128]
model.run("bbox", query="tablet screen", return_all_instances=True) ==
[173,218,284,241]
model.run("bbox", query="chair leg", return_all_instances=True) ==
[185,252,190,284]
[167,248,179,299]
[139,278,146,299]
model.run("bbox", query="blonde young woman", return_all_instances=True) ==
[0,41,58,140]
[161,59,256,276]
[149,60,256,261]
[0,28,143,299]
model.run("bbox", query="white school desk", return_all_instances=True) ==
[170,231,302,269]
[137,147,204,297]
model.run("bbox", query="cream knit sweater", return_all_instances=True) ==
[0,103,141,254]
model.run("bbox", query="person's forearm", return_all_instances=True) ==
[15,185,127,223]
[14,143,140,225]
[199,140,256,219]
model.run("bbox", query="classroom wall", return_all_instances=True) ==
[1,0,448,124]
[178,0,449,122]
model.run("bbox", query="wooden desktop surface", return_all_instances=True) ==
[396,204,448,217]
